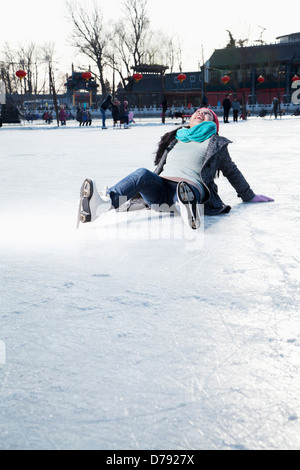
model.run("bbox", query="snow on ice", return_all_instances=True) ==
[0,116,299,450]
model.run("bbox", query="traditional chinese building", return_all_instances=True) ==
[118,64,204,108]
[65,66,99,108]
[118,33,300,109]
[204,32,300,106]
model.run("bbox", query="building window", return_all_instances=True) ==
[190,75,195,82]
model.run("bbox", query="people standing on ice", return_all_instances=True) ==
[43,110,49,124]
[43,110,52,124]
[161,97,168,124]
[272,97,279,119]
[232,98,241,122]
[119,100,129,128]
[100,94,113,129]
[77,107,274,231]
[112,100,129,128]
[222,95,231,123]
[111,100,120,126]
[81,109,92,126]
[128,111,135,125]
[85,110,92,126]
[76,108,83,126]
[120,100,128,115]
[59,107,67,125]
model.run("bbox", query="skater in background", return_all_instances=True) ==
[86,110,92,126]
[222,94,231,123]
[59,107,67,126]
[112,100,120,126]
[100,94,113,129]
[43,110,52,124]
[128,111,135,125]
[272,97,279,119]
[76,108,83,126]
[77,107,274,230]
[232,98,241,122]
[112,100,130,128]
[82,109,92,126]
[161,97,168,124]
[119,100,129,128]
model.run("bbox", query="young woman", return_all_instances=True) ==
[77,108,273,230]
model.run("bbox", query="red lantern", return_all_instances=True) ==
[82,71,92,81]
[292,74,300,82]
[16,70,27,80]
[221,75,230,85]
[133,73,143,82]
[257,75,265,83]
[177,73,186,83]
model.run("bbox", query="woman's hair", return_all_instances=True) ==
[154,126,187,165]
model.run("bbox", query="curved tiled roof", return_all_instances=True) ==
[209,42,300,68]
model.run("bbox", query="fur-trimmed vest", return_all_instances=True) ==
[119,132,255,215]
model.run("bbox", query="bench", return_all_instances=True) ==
[181,114,192,124]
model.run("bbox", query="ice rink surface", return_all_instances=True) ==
[0,116,299,449]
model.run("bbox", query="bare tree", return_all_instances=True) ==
[1,41,46,96]
[40,43,61,124]
[1,43,20,94]
[122,0,150,68]
[110,0,150,82]
[17,42,37,94]
[66,0,111,95]
[110,20,133,88]
[165,36,179,73]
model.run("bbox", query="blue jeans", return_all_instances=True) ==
[108,168,203,210]
[100,108,106,127]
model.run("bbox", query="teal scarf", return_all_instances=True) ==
[176,121,217,143]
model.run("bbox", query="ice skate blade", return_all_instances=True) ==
[82,181,91,198]
[178,184,195,203]
[80,211,91,223]
[191,218,200,230]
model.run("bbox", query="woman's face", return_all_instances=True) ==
[189,108,214,128]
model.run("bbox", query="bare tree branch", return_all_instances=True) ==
[65,0,111,95]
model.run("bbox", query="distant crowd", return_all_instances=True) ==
[2,94,300,129]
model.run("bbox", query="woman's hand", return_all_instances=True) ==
[250,194,274,203]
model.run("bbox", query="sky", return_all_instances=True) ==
[0,0,299,76]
